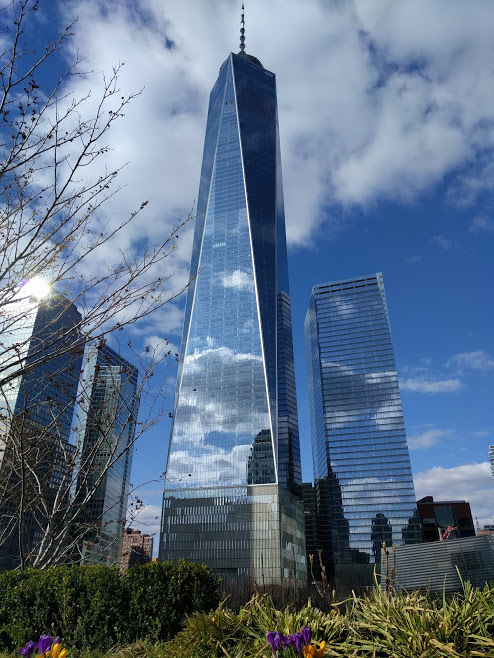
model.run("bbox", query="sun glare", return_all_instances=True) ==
[22,277,51,300]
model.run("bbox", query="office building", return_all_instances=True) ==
[489,446,494,483]
[0,285,83,571]
[75,343,138,566]
[120,528,153,572]
[417,496,475,542]
[159,21,306,584]
[388,535,494,593]
[305,273,421,587]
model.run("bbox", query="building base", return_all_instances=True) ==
[160,484,306,586]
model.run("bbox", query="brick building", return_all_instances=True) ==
[120,528,153,572]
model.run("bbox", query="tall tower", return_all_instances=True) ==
[75,343,138,566]
[489,446,494,485]
[159,26,305,584]
[305,273,421,587]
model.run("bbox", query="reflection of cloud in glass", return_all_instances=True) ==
[167,341,272,488]
[183,345,263,373]
[365,370,396,384]
[166,443,252,487]
[322,361,355,375]
[335,300,355,317]
[220,269,254,291]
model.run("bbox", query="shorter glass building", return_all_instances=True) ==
[74,343,138,566]
[305,273,421,587]
[0,290,83,571]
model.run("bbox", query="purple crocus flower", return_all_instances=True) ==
[301,627,312,647]
[283,634,293,647]
[267,631,278,657]
[292,632,304,657]
[19,641,38,657]
[267,631,284,657]
[38,636,52,655]
[53,638,61,646]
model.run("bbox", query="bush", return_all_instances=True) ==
[0,561,219,652]
[123,560,220,643]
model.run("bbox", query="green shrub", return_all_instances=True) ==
[123,560,220,643]
[0,561,219,652]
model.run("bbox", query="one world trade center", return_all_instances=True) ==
[159,16,306,584]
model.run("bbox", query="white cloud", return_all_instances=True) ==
[51,0,494,254]
[450,350,494,371]
[414,462,494,528]
[400,377,462,393]
[432,235,453,251]
[408,428,454,450]
[469,215,494,234]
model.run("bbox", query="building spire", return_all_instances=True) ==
[239,3,246,54]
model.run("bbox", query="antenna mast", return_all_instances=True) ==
[239,3,246,53]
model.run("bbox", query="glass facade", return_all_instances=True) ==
[75,344,138,565]
[160,52,305,584]
[305,273,421,586]
[0,293,83,571]
[489,446,494,485]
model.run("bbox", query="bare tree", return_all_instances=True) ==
[0,0,188,569]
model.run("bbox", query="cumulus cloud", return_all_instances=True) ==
[49,0,494,258]
[450,350,494,371]
[414,462,494,528]
[407,428,454,450]
[399,377,462,393]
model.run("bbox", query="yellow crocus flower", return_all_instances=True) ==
[51,644,61,658]
[59,649,67,658]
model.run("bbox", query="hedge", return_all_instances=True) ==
[0,560,219,652]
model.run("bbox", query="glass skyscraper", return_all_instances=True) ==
[305,273,421,587]
[489,446,494,485]
[75,343,138,566]
[159,46,306,584]
[0,290,83,571]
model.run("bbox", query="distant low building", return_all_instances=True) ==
[120,528,153,572]
[478,525,494,536]
[417,496,475,542]
[386,535,494,593]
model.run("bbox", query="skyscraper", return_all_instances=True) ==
[159,27,306,584]
[489,446,494,485]
[75,343,138,566]
[305,273,421,587]
[0,286,83,571]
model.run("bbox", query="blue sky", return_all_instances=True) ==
[27,0,494,542]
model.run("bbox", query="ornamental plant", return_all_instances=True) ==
[19,636,67,658]
[267,627,325,657]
